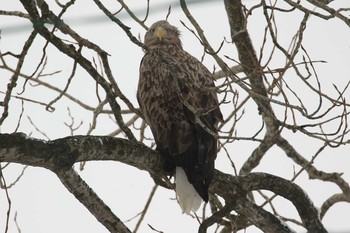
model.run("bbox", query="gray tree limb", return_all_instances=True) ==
[0,133,327,233]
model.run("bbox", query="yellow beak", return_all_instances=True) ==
[156,26,164,41]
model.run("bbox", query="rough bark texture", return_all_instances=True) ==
[0,133,327,233]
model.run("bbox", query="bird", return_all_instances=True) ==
[137,20,223,214]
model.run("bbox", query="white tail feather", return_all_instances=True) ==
[175,167,202,214]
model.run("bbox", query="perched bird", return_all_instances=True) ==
[137,20,223,214]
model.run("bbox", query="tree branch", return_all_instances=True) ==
[0,30,37,125]
[224,0,278,130]
[19,0,137,142]
[0,133,327,233]
[239,173,328,233]
[56,168,131,233]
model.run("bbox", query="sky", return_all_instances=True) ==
[1,0,350,233]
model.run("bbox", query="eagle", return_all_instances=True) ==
[137,20,223,214]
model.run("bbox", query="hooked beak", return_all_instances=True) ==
[156,26,165,41]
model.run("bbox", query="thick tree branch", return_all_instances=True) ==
[0,133,327,233]
[223,0,283,177]
[240,173,328,233]
[0,133,161,174]
[224,0,277,128]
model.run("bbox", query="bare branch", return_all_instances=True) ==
[0,133,328,233]
[0,30,37,125]
[56,168,132,233]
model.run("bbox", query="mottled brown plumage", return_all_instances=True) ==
[137,20,223,211]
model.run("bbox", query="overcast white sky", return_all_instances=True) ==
[1,0,350,233]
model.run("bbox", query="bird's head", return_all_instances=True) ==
[144,20,182,48]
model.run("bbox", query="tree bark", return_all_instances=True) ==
[0,133,327,233]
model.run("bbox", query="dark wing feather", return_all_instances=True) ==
[137,45,223,202]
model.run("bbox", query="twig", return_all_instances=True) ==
[0,30,37,125]
[0,165,12,233]
[133,185,158,233]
